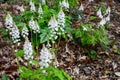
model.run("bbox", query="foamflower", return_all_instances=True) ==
[16,5,25,12]
[105,14,110,22]
[21,24,29,38]
[40,44,54,68]
[5,13,14,30]
[30,1,36,12]
[97,8,103,19]
[60,0,69,10]
[41,0,46,5]
[29,17,40,33]
[89,0,94,2]
[48,15,58,42]
[23,37,33,60]
[58,8,65,32]
[48,15,58,31]
[83,27,87,31]
[79,3,84,11]
[105,6,111,15]
[9,23,20,43]
[38,4,43,18]
[99,18,106,26]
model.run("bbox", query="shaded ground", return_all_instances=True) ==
[0,0,120,80]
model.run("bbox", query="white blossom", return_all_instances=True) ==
[58,8,65,32]
[23,38,33,60]
[105,14,110,22]
[60,0,69,10]
[38,4,43,18]
[48,15,58,30]
[105,6,111,15]
[9,24,20,43]
[48,15,58,42]
[29,0,33,6]
[21,24,29,38]
[89,0,94,2]
[29,17,40,33]
[97,8,103,19]
[5,13,14,30]
[30,1,36,12]
[79,3,84,11]
[40,44,54,68]
[83,26,87,31]
[16,5,25,12]
[99,18,106,26]
[41,0,46,5]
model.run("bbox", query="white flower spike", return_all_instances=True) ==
[38,4,43,18]
[29,17,40,33]
[21,24,29,38]
[105,14,110,22]
[17,5,25,12]
[41,0,46,5]
[5,13,14,30]
[23,37,33,60]
[89,0,94,2]
[48,15,59,42]
[97,8,103,19]
[60,0,69,10]
[58,8,65,32]
[10,23,20,43]
[106,6,111,15]
[79,3,84,11]
[99,18,106,26]
[48,15,58,30]
[30,1,36,12]
[40,44,54,68]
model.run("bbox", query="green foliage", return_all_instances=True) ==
[15,50,24,58]
[2,73,8,80]
[0,28,8,35]
[85,50,97,60]
[19,66,71,80]
[72,23,109,46]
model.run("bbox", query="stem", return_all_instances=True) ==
[58,34,61,48]
[36,33,38,54]
[30,30,32,43]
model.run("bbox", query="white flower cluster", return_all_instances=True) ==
[58,8,65,33]
[29,17,40,33]
[40,45,54,68]
[48,15,58,42]
[29,0,36,12]
[5,13,14,30]
[9,24,20,43]
[38,4,43,18]
[16,5,25,12]
[79,3,84,11]
[97,7,111,26]
[23,38,33,60]
[89,0,94,2]
[21,24,29,38]
[60,0,69,10]
[41,0,46,5]
[5,13,20,43]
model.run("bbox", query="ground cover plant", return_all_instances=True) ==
[0,0,120,80]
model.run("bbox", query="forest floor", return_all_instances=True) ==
[0,0,120,80]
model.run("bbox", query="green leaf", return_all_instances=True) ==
[2,73,8,80]
[15,50,24,57]
[30,59,39,65]
[90,16,97,20]
[0,28,8,35]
